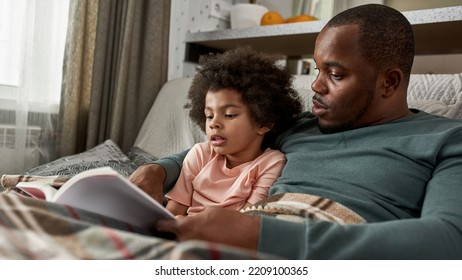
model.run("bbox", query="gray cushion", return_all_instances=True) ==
[25,140,138,177]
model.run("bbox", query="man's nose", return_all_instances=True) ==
[311,75,327,95]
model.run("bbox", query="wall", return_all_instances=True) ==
[387,0,462,74]
[168,0,233,80]
[168,0,462,80]
[385,0,462,11]
[412,55,462,74]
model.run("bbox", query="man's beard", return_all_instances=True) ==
[317,87,375,134]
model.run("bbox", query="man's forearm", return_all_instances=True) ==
[153,148,189,193]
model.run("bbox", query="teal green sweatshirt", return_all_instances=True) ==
[156,110,462,259]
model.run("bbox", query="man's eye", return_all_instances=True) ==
[330,73,343,80]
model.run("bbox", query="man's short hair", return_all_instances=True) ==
[327,4,414,82]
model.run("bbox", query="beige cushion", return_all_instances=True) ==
[408,73,462,118]
[133,78,205,159]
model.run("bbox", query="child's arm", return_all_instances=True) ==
[166,200,189,216]
[164,143,206,216]
[245,152,286,206]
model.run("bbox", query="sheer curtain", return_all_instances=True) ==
[57,0,170,157]
[0,0,70,174]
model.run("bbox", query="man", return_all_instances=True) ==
[130,4,462,259]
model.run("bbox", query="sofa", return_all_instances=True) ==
[133,73,462,160]
[0,73,461,259]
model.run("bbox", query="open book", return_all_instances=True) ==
[13,167,174,228]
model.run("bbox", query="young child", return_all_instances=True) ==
[165,46,302,216]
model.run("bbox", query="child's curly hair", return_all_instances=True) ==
[185,46,303,148]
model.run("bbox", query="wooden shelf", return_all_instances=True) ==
[184,6,462,61]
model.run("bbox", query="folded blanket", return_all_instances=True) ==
[0,191,364,259]
[242,193,366,224]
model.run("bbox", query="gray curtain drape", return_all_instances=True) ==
[57,0,170,157]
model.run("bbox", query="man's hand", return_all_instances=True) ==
[129,164,165,204]
[156,207,260,251]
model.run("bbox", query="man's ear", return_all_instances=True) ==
[382,68,403,97]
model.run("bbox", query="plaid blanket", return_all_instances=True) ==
[0,183,364,259]
[1,174,71,190]
[242,193,366,224]
[0,193,273,259]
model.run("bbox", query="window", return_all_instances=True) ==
[0,0,26,86]
[0,0,70,112]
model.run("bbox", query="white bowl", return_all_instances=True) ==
[230,4,268,29]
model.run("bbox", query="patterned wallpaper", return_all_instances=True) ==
[167,0,328,79]
[168,0,233,80]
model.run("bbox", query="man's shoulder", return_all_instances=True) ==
[381,110,462,141]
[407,110,462,127]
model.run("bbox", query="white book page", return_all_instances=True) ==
[53,167,174,228]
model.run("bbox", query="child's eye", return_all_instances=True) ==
[225,114,237,119]
[205,115,213,120]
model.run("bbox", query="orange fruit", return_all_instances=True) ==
[285,14,317,23]
[260,11,285,26]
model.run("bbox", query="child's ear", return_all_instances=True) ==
[257,124,273,135]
